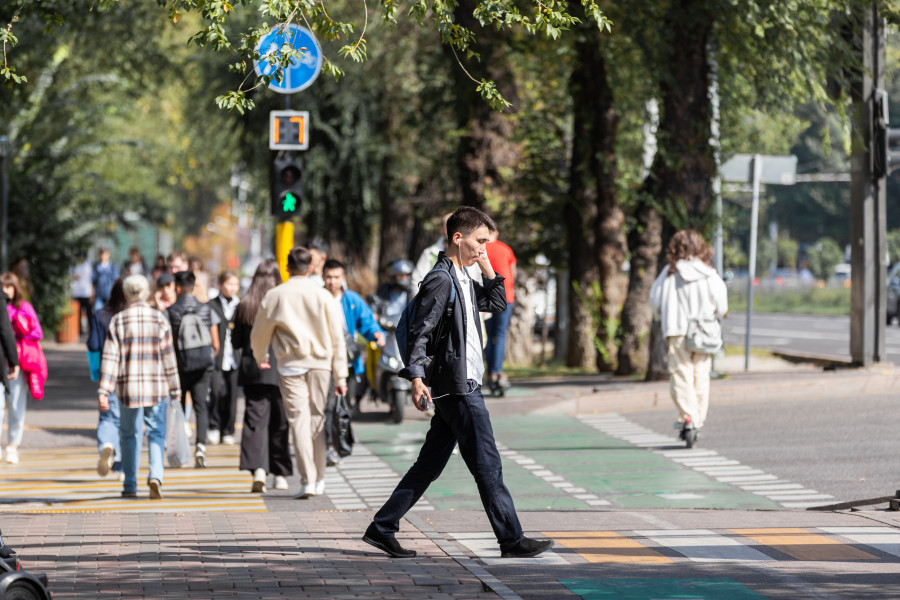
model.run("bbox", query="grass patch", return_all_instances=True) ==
[505,359,598,379]
[723,343,776,358]
[728,287,850,315]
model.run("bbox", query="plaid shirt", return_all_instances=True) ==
[98,302,181,408]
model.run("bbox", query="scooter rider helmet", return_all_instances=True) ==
[388,259,414,278]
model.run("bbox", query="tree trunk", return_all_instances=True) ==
[449,0,521,210]
[616,201,663,375]
[566,22,627,371]
[505,272,538,366]
[617,0,716,378]
[378,154,415,271]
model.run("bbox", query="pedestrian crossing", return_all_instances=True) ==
[0,444,266,513]
[451,527,900,565]
[328,445,433,512]
[579,413,837,509]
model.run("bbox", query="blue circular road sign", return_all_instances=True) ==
[254,24,323,94]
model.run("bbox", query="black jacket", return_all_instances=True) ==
[0,292,18,391]
[400,252,507,397]
[209,295,237,370]
[231,319,280,388]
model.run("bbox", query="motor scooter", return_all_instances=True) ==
[365,297,412,423]
[0,529,51,600]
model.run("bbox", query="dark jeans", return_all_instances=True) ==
[210,368,239,436]
[485,302,514,375]
[239,384,292,476]
[179,369,211,447]
[325,373,361,446]
[75,296,92,336]
[369,383,524,546]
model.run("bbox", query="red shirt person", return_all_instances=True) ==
[485,230,517,394]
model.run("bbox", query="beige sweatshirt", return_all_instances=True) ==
[250,276,348,387]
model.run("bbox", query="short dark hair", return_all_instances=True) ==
[306,237,329,254]
[287,247,312,275]
[323,259,344,272]
[446,206,497,242]
[218,270,238,286]
[174,270,196,292]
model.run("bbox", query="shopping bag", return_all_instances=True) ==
[331,394,355,458]
[166,400,192,468]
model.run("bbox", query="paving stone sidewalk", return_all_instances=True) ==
[3,511,496,600]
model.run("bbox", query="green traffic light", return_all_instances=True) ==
[282,192,298,213]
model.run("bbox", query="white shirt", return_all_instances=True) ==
[453,263,484,385]
[219,295,240,371]
[71,259,93,297]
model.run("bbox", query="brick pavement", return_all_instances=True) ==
[4,512,497,599]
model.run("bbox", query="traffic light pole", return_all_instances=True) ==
[849,2,887,365]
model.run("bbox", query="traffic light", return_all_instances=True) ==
[873,89,900,179]
[271,154,303,218]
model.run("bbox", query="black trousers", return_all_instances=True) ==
[179,369,211,447]
[239,384,293,476]
[209,368,239,436]
[369,383,524,546]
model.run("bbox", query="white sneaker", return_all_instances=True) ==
[315,479,325,496]
[294,483,316,499]
[251,468,266,493]
[221,435,236,446]
[97,444,115,477]
[5,446,18,464]
[274,475,289,490]
[207,430,221,445]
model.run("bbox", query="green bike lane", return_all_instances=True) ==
[356,413,778,511]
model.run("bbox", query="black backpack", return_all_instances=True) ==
[396,267,456,384]
[176,307,214,372]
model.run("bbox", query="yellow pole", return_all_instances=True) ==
[275,221,294,283]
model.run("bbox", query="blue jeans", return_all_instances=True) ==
[97,392,122,473]
[369,384,524,546]
[3,372,28,447]
[119,401,167,493]
[485,302,514,375]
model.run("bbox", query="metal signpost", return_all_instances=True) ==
[720,153,798,371]
[254,24,322,280]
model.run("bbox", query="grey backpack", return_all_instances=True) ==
[176,309,214,371]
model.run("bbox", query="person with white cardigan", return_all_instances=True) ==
[650,230,728,446]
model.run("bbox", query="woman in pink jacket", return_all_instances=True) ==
[1,272,46,464]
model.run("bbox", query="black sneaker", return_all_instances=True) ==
[362,529,416,558]
[121,490,138,498]
[500,537,554,558]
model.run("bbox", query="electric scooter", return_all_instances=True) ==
[0,529,51,600]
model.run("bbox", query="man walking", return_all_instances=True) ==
[362,207,553,559]
[485,228,517,395]
[166,270,220,467]
[250,247,347,498]
[322,258,386,463]
[98,275,181,499]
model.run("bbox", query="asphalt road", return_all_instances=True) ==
[723,311,900,363]
[625,391,900,505]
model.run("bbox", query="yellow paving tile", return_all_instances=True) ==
[544,531,673,564]
[0,445,267,513]
[732,528,879,561]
